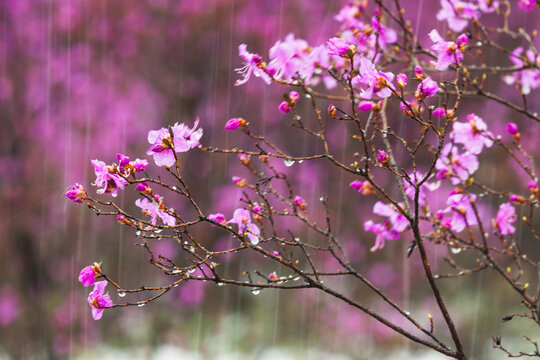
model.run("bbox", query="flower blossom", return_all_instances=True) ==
[370,13,398,49]
[235,44,272,86]
[364,201,408,252]
[429,29,468,71]
[294,196,307,211]
[503,47,540,95]
[436,0,478,32]
[350,180,374,195]
[450,114,493,154]
[228,208,261,245]
[65,183,87,203]
[445,193,478,232]
[208,213,226,225]
[327,37,354,57]
[147,120,203,168]
[355,57,395,99]
[91,159,128,196]
[435,144,479,184]
[518,0,535,11]
[79,263,101,287]
[495,203,516,235]
[87,280,113,320]
[415,77,439,99]
[135,196,176,226]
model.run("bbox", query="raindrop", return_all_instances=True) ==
[294,237,300,242]
[189,246,195,253]
[251,288,261,295]
[217,282,224,286]
[135,231,141,236]
[284,159,295,167]
[112,193,117,198]
[451,247,462,254]
[319,197,324,201]
[405,311,410,316]
[137,303,146,307]
[188,268,196,274]
[305,93,312,99]
[293,277,301,281]
[496,135,501,140]
[298,160,303,164]
[172,186,177,190]
[172,269,182,274]
[476,41,482,46]
[118,291,126,297]
[154,229,162,234]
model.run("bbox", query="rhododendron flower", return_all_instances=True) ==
[397,73,407,89]
[87,281,113,320]
[116,153,130,167]
[268,272,279,281]
[451,114,493,154]
[415,77,439,99]
[131,159,149,172]
[135,196,176,226]
[252,203,262,214]
[294,196,307,211]
[266,34,310,82]
[208,213,226,225]
[518,0,535,11]
[91,160,128,196]
[436,0,478,32]
[358,101,376,112]
[364,201,408,252]
[147,120,203,167]
[279,101,292,113]
[364,220,400,252]
[288,91,300,103]
[446,193,478,232]
[435,144,479,184]
[356,57,395,99]
[224,117,246,130]
[350,180,374,195]
[414,65,424,79]
[228,208,260,245]
[334,2,367,29]
[504,47,540,95]
[79,263,101,287]
[478,0,499,12]
[65,183,87,203]
[429,30,468,71]
[327,37,353,56]
[373,201,409,232]
[403,171,440,206]
[496,203,516,235]
[371,14,397,48]
[506,122,519,135]
[136,182,151,194]
[509,194,526,204]
[235,44,271,86]
[376,150,389,165]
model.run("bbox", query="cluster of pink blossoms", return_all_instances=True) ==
[209,208,261,245]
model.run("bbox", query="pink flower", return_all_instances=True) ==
[355,57,395,99]
[266,34,309,82]
[445,193,478,232]
[376,149,389,165]
[429,29,468,71]
[371,14,397,48]
[91,160,128,196]
[235,44,272,86]
[288,91,300,104]
[518,0,535,11]
[135,196,176,226]
[504,47,540,95]
[435,144,479,184]
[506,122,519,135]
[228,208,260,245]
[147,120,203,167]
[208,213,226,225]
[294,196,307,211]
[451,114,493,154]
[131,159,149,172]
[436,0,478,32]
[327,37,353,56]
[224,117,246,130]
[364,201,408,252]
[364,220,400,252]
[65,183,87,203]
[496,203,517,235]
[415,77,439,99]
[350,180,374,195]
[268,272,279,281]
[232,176,247,187]
[432,107,447,117]
[116,153,130,167]
[279,101,292,113]
[358,100,376,111]
[397,73,407,89]
[478,0,499,12]
[79,263,101,287]
[136,182,151,194]
[87,281,113,320]
[373,201,409,232]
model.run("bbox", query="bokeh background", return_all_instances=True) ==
[1,0,539,358]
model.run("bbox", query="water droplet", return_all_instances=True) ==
[171,269,182,274]
[189,246,195,253]
[118,291,126,297]
[476,41,482,46]
[451,247,462,254]
[405,311,410,316]
[298,160,303,164]
[188,268,195,274]
[294,237,300,242]
[251,288,261,295]
[293,277,301,281]
[217,282,224,286]
[172,186,177,190]
[319,197,324,201]
[154,229,162,234]
[305,93,312,99]
[135,231,141,236]
[284,159,295,167]
[112,193,117,198]
[137,303,145,307]
[496,135,501,140]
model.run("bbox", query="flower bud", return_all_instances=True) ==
[232,176,247,188]
[328,104,337,117]
[238,153,251,166]
[376,150,389,167]
[397,73,407,90]
[294,195,307,211]
[224,117,246,130]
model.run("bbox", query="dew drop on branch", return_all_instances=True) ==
[251,288,261,295]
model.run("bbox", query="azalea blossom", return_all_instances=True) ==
[350,180,374,195]
[450,114,493,154]
[445,193,478,232]
[235,44,272,86]
[135,196,176,226]
[294,196,307,211]
[87,280,113,320]
[518,0,535,11]
[225,117,246,130]
[78,263,101,287]
[65,183,87,203]
[146,120,203,167]
[266,34,310,82]
[370,13,398,49]
[415,77,439,99]
[91,159,128,196]
[436,0,478,32]
[496,202,516,235]
[228,208,260,245]
[363,201,408,252]
[327,37,353,57]
[208,213,226,225]
[503,47,540,95]
[435,143,479,184]
[429,29,468,71]
[355,57,395,99]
